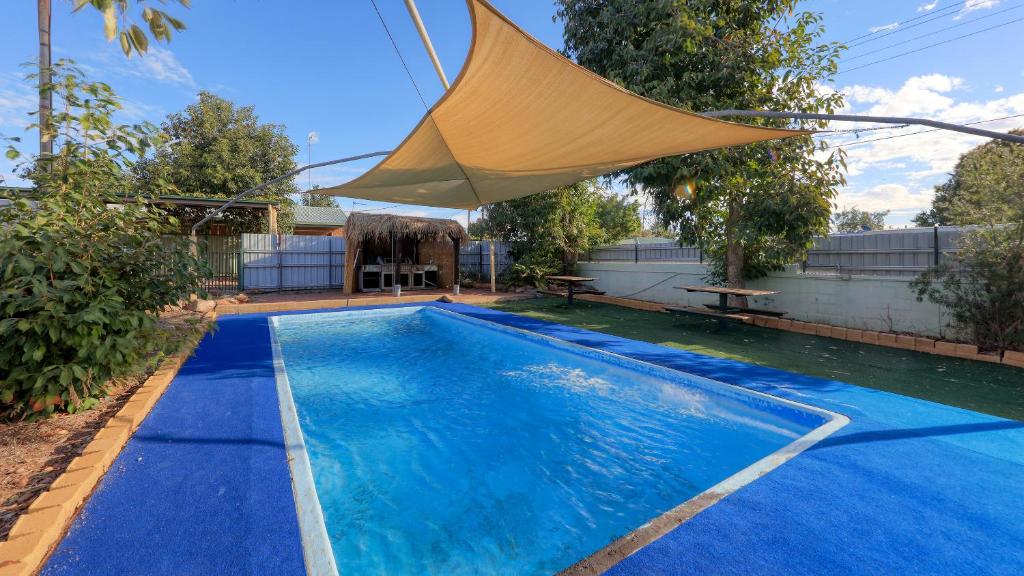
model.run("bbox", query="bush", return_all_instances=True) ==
[0,61,207,419]
[910,225,1024,355]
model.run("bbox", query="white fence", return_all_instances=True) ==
[241,234,345,291]
[576,260,950,338]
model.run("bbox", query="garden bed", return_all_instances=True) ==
[0,308,209,541]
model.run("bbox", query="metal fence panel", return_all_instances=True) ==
[588,242,702,263]
[805,227,964,277]
[241,234,345,291]
[460,241,514,278]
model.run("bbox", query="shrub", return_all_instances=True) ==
[0,61,207,419]
[910,225,1024,355]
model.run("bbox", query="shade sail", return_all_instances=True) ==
[321,0,806,209]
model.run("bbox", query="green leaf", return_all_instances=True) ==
[103,6,117,42]
[120,31,132,56]
[130,24,149,53]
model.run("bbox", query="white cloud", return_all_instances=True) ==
[868,22,899,33]
[92,46,195,88]
[994,84,1005,93]
[917,1,939,11]
[837,184,935,217]
[954,0,1000,19]
[0,73,35,131]
[823,74,1024,222]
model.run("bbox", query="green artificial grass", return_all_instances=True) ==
[486,298,1024,422]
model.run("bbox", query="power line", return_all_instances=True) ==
[844,3,1024,61]
[825,113,1024,149]
[837,16,1024,75]
[844,0,963,45]
[367,0,429,110]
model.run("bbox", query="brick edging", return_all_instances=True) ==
[0,313,217,576]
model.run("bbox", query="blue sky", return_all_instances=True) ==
[2,0,1022,228]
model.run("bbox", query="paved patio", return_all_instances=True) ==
[41,303,1024,575]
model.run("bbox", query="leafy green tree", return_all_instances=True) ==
[595,194,643,241]
[832,207,888,232]
[911,225,1024,354]
[557,0,846,297]
[1,61,206,419]
[300,185,338,208]
[913,129,1024,227]
[480,180,638,273]
[135,91,299,233]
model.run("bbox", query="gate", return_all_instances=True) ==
[197,235,241,293]
[241,234,346,291]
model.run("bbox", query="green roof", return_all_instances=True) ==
[293,205,348,227]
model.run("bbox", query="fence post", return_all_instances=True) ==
[276,234,283,291]
[237,237,245,291]
[933,225,940,267]
[479,242,484,278]
[634,238,639,264]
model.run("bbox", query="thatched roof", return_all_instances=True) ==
[345,212,469,245]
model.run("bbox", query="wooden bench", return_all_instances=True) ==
[545,276,600,305]
[673,285,782,329]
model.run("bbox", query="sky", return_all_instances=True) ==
[1,0,1022,228]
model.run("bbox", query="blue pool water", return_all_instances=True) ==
[272,307,828,574]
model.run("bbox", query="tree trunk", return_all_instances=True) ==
[725,196,748,308]
[38,0,53,163]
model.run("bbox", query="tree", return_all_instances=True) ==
[595,194,643,241]
[2,62,206,419]
[557,0,846,299]
[300,185,338,208]
[480,180,639,273]
[135,92,300,233]
[36,0,189,168]
[832,207,888,232]
[913,129,1024,227]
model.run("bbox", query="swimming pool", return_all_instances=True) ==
[270,306,846,575]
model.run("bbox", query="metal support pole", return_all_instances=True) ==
[701,110,1024,144]
[403,0,450,90]
[489,239,496,293]
[933,225,940,267]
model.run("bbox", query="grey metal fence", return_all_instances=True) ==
[587,242,703,263]
[241,234,345,291]
[460,241,514,278]
[805,227,964,277]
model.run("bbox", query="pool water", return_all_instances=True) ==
[272,307,829,574]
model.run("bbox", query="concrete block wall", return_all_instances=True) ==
[576,261,950,338]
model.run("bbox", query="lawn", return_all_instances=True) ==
[486,297,1024,422]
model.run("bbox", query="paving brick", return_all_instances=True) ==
[933,341,958,356]
[830,327,848,340]
[845,329,863,342]
[814,324,831,337]
[894,335,917,350]
[877,333,897,346]
[9,505,65,541]
[762,317,780,329]
[27,484,88,513]
[913,337,936,352]
[1003,350,1024,368]
[51,466,104,491]
[974,352,1002,364]
[955,343,979,358]
[775,319,793,330]
[0,535,43,575]
[860,331,879,345]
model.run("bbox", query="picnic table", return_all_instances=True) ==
[671,285,781,329]
[545,275,598,305]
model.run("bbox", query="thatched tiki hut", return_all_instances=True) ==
[343,213,469,296]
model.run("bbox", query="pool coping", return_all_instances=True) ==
[268,304,850,575]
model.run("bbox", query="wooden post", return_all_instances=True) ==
[489,239,496,293]
[394,233,402,297]
[452,237,461,294]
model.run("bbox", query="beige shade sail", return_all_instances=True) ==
[321,0,806,209]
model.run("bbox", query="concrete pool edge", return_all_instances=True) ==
[269,317,339,576]
[269,304,850,575]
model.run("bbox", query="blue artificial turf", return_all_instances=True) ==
[42,302,1024,575]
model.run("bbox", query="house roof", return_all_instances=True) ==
[345,212,467,244]
[293,205,348,227]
